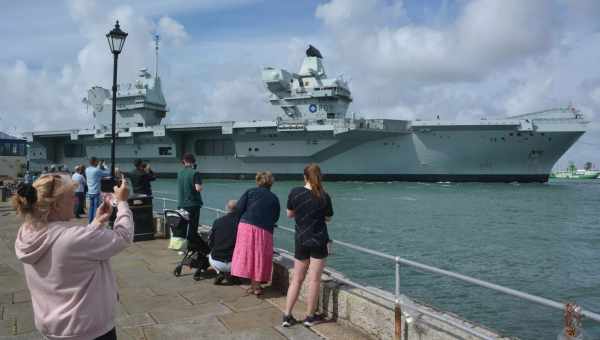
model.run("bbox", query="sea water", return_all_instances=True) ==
[152,178,600,340]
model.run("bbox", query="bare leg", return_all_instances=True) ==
[284,259,309,315]
[250,280,262,294]
[306,258,326,317]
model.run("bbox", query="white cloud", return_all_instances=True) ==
[158,16,189,46]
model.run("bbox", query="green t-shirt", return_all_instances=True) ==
[177,167,203,208]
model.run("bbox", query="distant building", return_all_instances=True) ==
[0,131,27,178]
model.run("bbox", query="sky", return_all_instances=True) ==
[0,0,599,169]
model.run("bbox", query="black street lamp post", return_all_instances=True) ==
[106,20,128,177]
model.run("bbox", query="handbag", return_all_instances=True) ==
[168,237,188,251]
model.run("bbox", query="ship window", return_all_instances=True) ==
[248,147,252,152]
[159,147,173,156]
[64,143,86,158]
[327,113,335,119]
[195,140,235,156]
[254,147,259,152]
[509,133,514,136]
[1,143,16,156]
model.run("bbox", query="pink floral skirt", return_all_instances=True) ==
[231,222,273,283]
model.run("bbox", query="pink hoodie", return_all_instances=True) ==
[14,202,133,340]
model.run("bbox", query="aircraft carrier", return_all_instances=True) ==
[26,45,588,182]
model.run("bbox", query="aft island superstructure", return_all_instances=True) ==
[26,46,588,182]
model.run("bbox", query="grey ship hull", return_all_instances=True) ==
[27,114,585,183]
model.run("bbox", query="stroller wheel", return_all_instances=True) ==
[173,265,183,277]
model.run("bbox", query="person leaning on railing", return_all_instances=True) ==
[282,163,333,328]
[12,173,132,340]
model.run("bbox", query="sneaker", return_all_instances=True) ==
[303,313,325,327]
[282,314,297,327]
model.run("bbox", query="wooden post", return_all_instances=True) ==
[395,303,402,340]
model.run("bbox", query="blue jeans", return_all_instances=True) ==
[88,194,101,223]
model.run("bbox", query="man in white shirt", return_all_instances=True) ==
[72,165,87,218]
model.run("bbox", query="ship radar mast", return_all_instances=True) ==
[154,34,160,79]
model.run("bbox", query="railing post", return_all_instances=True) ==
[395,257,402,340]
[162,198,166,212]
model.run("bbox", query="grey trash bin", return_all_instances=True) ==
[0,187,9,202]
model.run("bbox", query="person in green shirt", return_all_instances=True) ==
[176,153,204,256]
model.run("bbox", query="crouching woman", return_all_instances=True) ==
[13,173,132,340]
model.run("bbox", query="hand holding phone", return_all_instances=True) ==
[113,174,129,202]
[92,196,114,227]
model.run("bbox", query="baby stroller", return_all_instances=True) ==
[164,209,211,278]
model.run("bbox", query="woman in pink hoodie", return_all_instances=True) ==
[13,173,133,340]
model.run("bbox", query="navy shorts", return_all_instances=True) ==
[295,243,328,260]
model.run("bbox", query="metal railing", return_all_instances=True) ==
[152,196,600,339]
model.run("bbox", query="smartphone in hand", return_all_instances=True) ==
[100,176,123,193]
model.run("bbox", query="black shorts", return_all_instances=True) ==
[295,243,328,260]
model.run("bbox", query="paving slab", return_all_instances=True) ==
[2,302,35,334]
[0,294,11,305]
[116,312,156,329]
[142,315,229,340]
[119,292,191,314]
[11,290,31,304]
[0,332,44,340]
[227,328,288,340]
[275,325,325,339]
[0,276,26,295]
[218,306,282,331]
[0,319,17,337]
[118,326,147,340]
[222,294,273,312]
[178,284,248,305]
[148,302,231,323]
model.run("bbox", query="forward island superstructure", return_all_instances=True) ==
[26,45,588,182]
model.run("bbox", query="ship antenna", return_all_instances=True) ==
[154,34,160,78]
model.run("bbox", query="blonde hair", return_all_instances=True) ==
[255,171,274,189]
[12,174,77,228]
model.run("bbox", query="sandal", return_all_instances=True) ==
[253,288,264,296]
